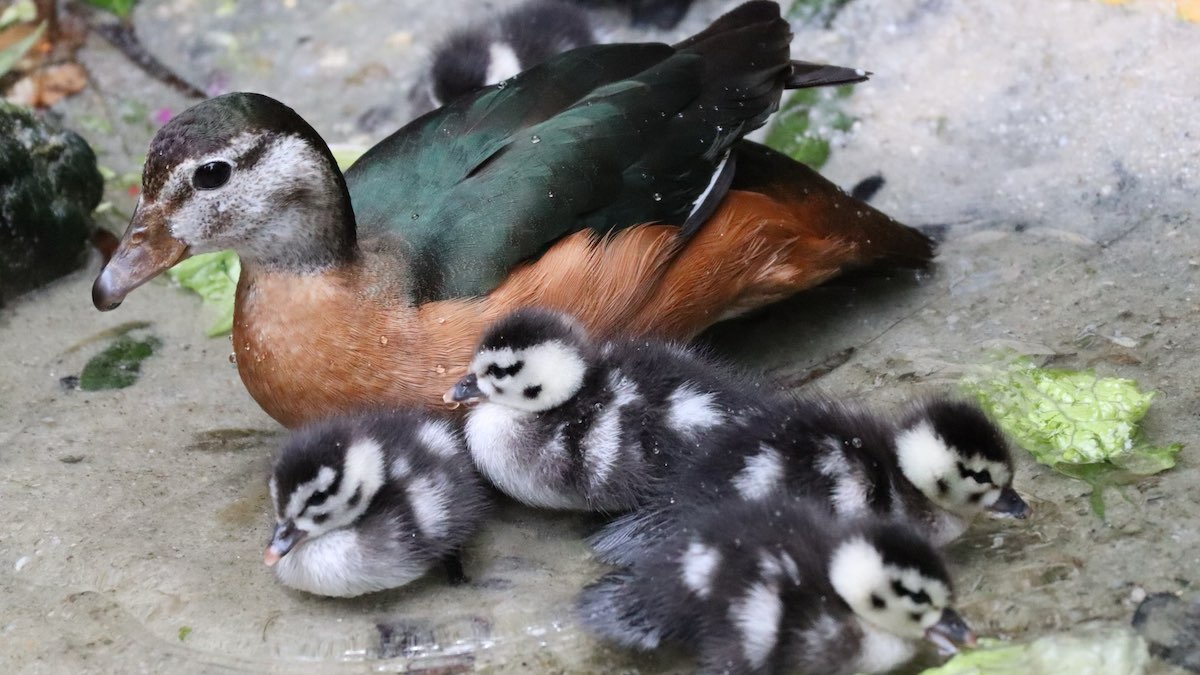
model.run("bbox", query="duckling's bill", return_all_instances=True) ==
[988,486,1032,519]
[444,373,484,405]
[264,520,307,567]
[926,608,977,655]
[93,206,191,311]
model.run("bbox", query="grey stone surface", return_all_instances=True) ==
[1,0,1197,672]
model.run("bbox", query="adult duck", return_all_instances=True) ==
[92,1,933,427]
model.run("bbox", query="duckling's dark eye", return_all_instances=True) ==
[311,512,330,524]
[909,611,923,622]
[193,161,232,189]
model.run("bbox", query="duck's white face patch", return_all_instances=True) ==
[680,540,721,599]
[471,341,587,412]
[286,438,385,539]
[153,132,344,263]
[895,421,1009,516]
[729,581,783,670]
[853,619,917,674]
[732,444,784,500]
[829,538,950,640]
[484,41,522,85]
[666,385,724,440]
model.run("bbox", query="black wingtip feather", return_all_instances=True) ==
[786,60,870,89]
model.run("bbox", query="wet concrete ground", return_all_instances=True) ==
[2,0,1198,672]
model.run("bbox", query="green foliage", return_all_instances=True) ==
[962,358,1182,516]
[764,86,856,170]
[80,334,162,390]
[80,0,139,19]
[177,626,192,641]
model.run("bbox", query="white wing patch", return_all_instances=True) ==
[667,385,723,439]
[732,444,784,500]
[680,540,721,599]
[730,581,782,670]
[418,420,462,458]
[407,474,451,538]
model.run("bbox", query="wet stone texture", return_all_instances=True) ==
[1,0,1198,672]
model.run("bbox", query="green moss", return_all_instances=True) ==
[79,335,162,391]
[787,0,854,27]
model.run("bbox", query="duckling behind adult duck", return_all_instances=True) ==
[92,1,934,428]
[446,307,768,512]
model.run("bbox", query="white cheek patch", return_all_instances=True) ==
[484,41,522,84]
[666,386,724,440]
[730,581,783,670]
[895,421,957,497]
[732,444,784,500]
[680,540,721,599]
[472,341,588,411]
[418,420,462,458]
[829,538,888,615]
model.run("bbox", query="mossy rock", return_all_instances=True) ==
[0,102,104,304]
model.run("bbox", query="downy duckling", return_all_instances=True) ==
[444,307,769,513]
[591,397,1030,565]
[413,0,596,114]
[578,495,976,674]
[265,411,490,597]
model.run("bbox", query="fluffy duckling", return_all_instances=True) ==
[578,496,976,674]
[592,398,1029,565]
[413,0,596,113]
[568,0,697,29]
[444,307,769,513]
[265,411,490,597]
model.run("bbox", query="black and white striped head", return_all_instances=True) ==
[894,400,1030,520]
[265,420,386,566]
[829,522,974,653]
[447,308,590,412]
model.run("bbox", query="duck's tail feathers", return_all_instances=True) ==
[625,141,933,336]
[786,60,870,89]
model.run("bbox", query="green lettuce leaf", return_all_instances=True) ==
[166,251,240,337]
[921,630,1148,675]
[962,358,1182,515]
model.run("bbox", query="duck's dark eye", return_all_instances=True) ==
[193,161,232,189]
[311,512,330,524]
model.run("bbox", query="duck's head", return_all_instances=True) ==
[829,522,975,654]
[445,307,591,412]
[93,92,354,311]
[265,419,386,566]
[894,399,1031,520]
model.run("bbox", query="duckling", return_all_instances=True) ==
[591,398,1029,565]
[444,307,769,513]
[578,496,976,674]
[265,411,490,597]
[413,1,596,114]
[567,0,697,29]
